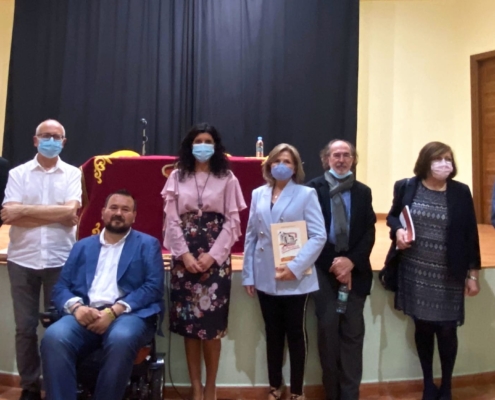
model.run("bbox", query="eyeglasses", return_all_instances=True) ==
[330,152,353,160]
[37,133,64,141]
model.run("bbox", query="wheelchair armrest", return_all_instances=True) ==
[39,305,62,328]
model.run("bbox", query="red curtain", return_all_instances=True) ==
[79,156,265,254]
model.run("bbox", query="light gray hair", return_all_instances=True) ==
[35,119,66,137]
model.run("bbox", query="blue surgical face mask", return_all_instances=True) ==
[271,163,294,181]
[192,143,215,163]
[329,168,353,180]
[38,138,63,159]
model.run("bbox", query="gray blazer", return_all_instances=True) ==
[242,180,326,295]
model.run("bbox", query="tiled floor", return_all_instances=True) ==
[3,384,495,400]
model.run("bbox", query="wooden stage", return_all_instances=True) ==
[1,220,494,270]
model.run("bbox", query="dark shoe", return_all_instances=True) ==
[437,387,452,400]
[19,389,42,400]
[422,384,438,400]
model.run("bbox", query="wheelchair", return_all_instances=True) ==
[40,307,165,400]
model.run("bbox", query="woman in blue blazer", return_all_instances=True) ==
[242,143,326,400]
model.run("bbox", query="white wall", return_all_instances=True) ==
[357,0,495,213]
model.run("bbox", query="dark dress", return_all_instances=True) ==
[395,183,464,325]
[162,169,246,340]
[169,212,232,339]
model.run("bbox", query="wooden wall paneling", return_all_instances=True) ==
[471,50,495,224]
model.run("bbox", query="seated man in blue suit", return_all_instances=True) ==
[41,189,164,400]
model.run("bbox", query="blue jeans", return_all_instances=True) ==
[41,314,155,400]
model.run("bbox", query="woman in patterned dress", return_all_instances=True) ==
[162,123,246,400]
[386,142,481,400]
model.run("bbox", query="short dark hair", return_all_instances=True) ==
[413,141,457,180]
[319,139,358,170]
[104,189,137,211]
[177,123,230,181]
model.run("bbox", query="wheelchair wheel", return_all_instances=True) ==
[139,376,149,400]
[149,365,164,400]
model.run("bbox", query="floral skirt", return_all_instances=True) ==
[169,211,232,339]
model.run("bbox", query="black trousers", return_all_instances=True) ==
[257,290,309,396]
[312,268,366,400]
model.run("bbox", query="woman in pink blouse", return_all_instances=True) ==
[162,123,246,400]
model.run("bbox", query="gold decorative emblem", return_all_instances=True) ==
[162,163,176,178]
[93,156,113,184]
[91,222,101,235]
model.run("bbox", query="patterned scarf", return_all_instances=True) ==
[324,171,355,252]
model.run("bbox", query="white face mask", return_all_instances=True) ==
[431,159,453,180]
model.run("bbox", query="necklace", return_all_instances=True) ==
[422,179,447,191]
[194,172,211,217]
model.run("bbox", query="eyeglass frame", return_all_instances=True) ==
[36,133,65,141]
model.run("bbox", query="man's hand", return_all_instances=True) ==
[338,273,352,290]
[197,253,215,272]
[86,309,114,335]
[73,305,101,327]
[1,204,25,224]
[329,257,354,286]
[61,214,79,227]
[244,285,256,297]
[275,266,297,281]
[112,303,126,317]
[181,253,202,274]
[396,228,412,250]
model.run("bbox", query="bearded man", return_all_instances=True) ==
[40,189,164,400]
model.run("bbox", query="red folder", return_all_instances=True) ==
[399,206,415,242]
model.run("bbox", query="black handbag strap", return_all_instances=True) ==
[398,178,410,208]
[380,178,412,291]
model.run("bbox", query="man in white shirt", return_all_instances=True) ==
[41,190,164,400]
[1,119,81,400]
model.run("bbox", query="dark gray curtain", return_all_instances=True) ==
[4,0,359,180]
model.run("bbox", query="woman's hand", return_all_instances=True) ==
[396,228,412,250]
[275,266,297,281]
[181,252,202,274]
[197,253,215,272]
[244,285,256,297]
[465,278,480,297]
